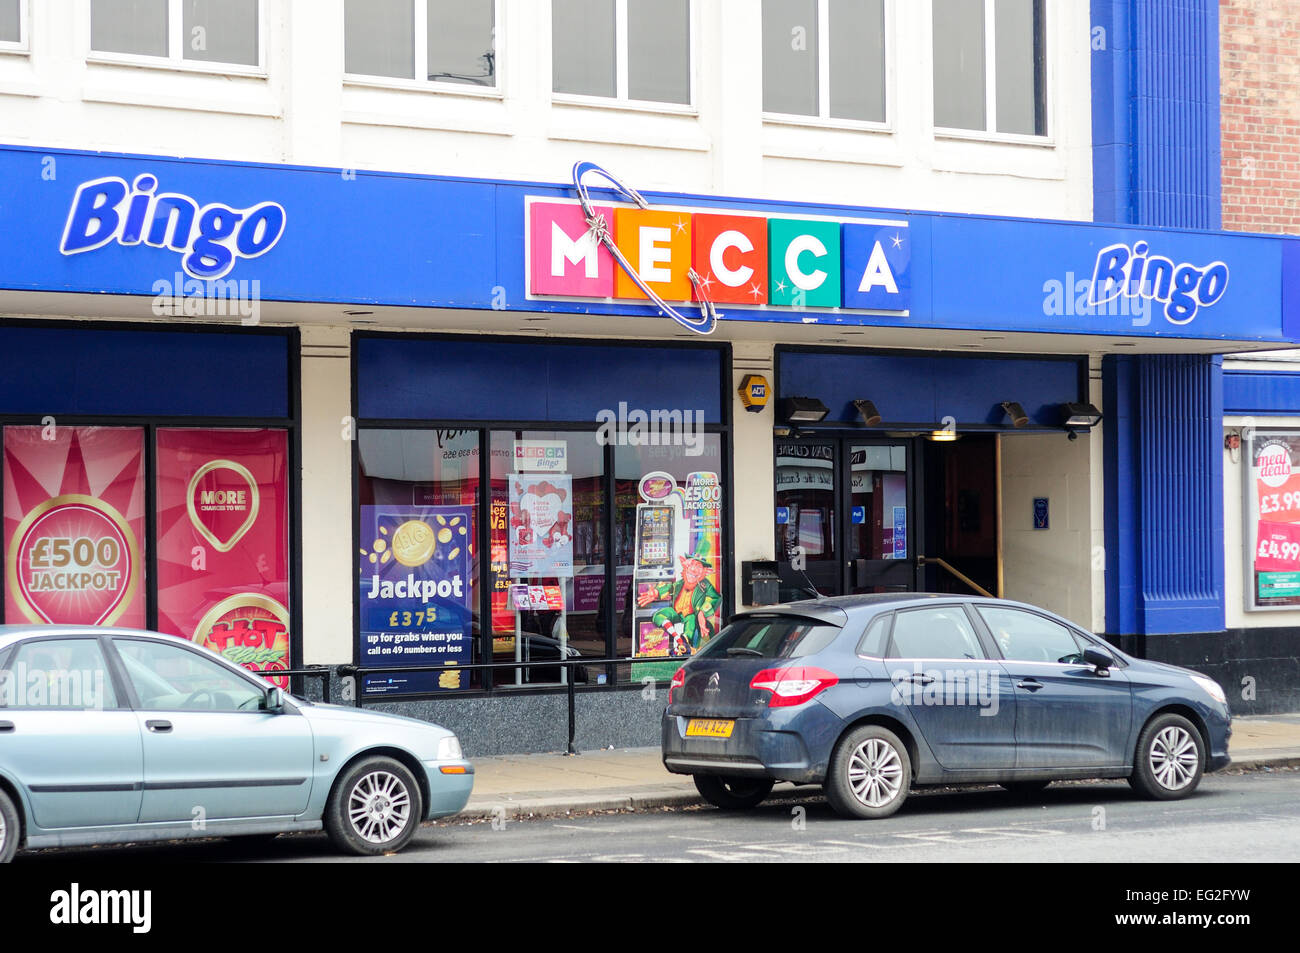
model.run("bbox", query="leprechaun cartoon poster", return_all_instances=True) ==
[633,471,724,659]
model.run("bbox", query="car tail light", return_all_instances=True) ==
[749,667,839,707]
[668,667,686,704]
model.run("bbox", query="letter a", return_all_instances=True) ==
[857,241,899,294]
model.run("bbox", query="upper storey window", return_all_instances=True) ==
[762,0,886,125]
[91,0,260,68]
[552,0,692,107]
[344,0,497,88]
[933,0,1046,137]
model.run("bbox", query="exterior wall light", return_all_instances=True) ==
[853,399,883,426]
[779,396,830,423]
[1060,402,1104,431]
[1001,401,1029,428]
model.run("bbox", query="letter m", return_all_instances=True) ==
[552,221,600,279]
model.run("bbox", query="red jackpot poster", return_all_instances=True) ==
[4,426,146,627]
[156,429,290,686]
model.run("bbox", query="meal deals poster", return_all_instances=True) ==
[155,429,291,688]
[359,505,474,695]
[4,426,146,628]
[633,471,723,677]
[1248,432,1300,608]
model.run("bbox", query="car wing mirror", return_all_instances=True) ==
[263,686,284,712]
[1083,646,1115,675]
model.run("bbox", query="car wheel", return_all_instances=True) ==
[0,788,19,863]
[826,725,911,819]
[1129,713,1205,800]
[1000,780,1051,797]
[693,774,774,810]
[325,757,423,856]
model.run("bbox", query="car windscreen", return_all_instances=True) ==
[695,615,841,660]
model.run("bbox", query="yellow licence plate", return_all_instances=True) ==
[685,718,735,739]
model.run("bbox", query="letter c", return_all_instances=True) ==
[785,234,828,291]
[709,229,754,287]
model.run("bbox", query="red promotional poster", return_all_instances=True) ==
[155,429,291,687]
[4,426,146,627]
[1254,520,1300,572]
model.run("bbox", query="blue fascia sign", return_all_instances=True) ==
[0,144,1296,344]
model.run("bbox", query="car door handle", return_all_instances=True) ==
[904,674,935,685]
[0,721,13,733]
[145,719,173,733]
[1016,679,1044,692]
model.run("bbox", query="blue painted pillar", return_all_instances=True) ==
[1104,355,1225,638]
[1091,0,1221,228]
[1094,0,1226,645]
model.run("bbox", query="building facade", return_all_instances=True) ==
[1216,0,1300,715]
[0,0,1295,753]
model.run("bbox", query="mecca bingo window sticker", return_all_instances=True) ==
[1246,431,1300,610]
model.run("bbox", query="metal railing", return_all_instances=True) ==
[917,555,995,598]
[338,656,683,755]
[262,666,334,704]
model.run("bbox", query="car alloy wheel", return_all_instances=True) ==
[348,769,412,845]
[1129,712,1205,801]
[1148,725,1199,791]
[325,756,423,856]
[826,724,911,819]
[847,738,904,808]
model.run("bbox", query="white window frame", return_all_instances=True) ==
[933,0,1052,144]
[0,0,28,53]
[761,0,894,132]
[342,0,503,99]
[552,0,697,115]
[86,0,265,76]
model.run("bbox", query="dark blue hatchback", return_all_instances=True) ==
[662,593,1231,818]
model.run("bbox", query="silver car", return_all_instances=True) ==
[0,625,473,861]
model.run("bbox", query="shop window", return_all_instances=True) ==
[552,0,692,106]
[490,430,606,686]
[90,0,260,68]
[614,436,724,683]
[3,426,148,630]
[344,0,497,88]
[762,0,885,124]
[0,0,25,48]
[357,429,481,696]
[932,0,1046,137]
[154,429,291,688]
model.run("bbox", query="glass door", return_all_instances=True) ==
[846,441,914,593]
[774,438,840,599]
[774,437,916,599]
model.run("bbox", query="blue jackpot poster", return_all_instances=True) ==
[358,505,474,695]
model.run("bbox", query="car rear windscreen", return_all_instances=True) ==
[695,616,841,659]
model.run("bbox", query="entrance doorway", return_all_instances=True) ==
[920,435,999,597]
[773,434,1001,600]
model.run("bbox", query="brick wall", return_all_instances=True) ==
[1221,0,1300,234]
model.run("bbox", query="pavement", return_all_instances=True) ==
[459,713,1300,820]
